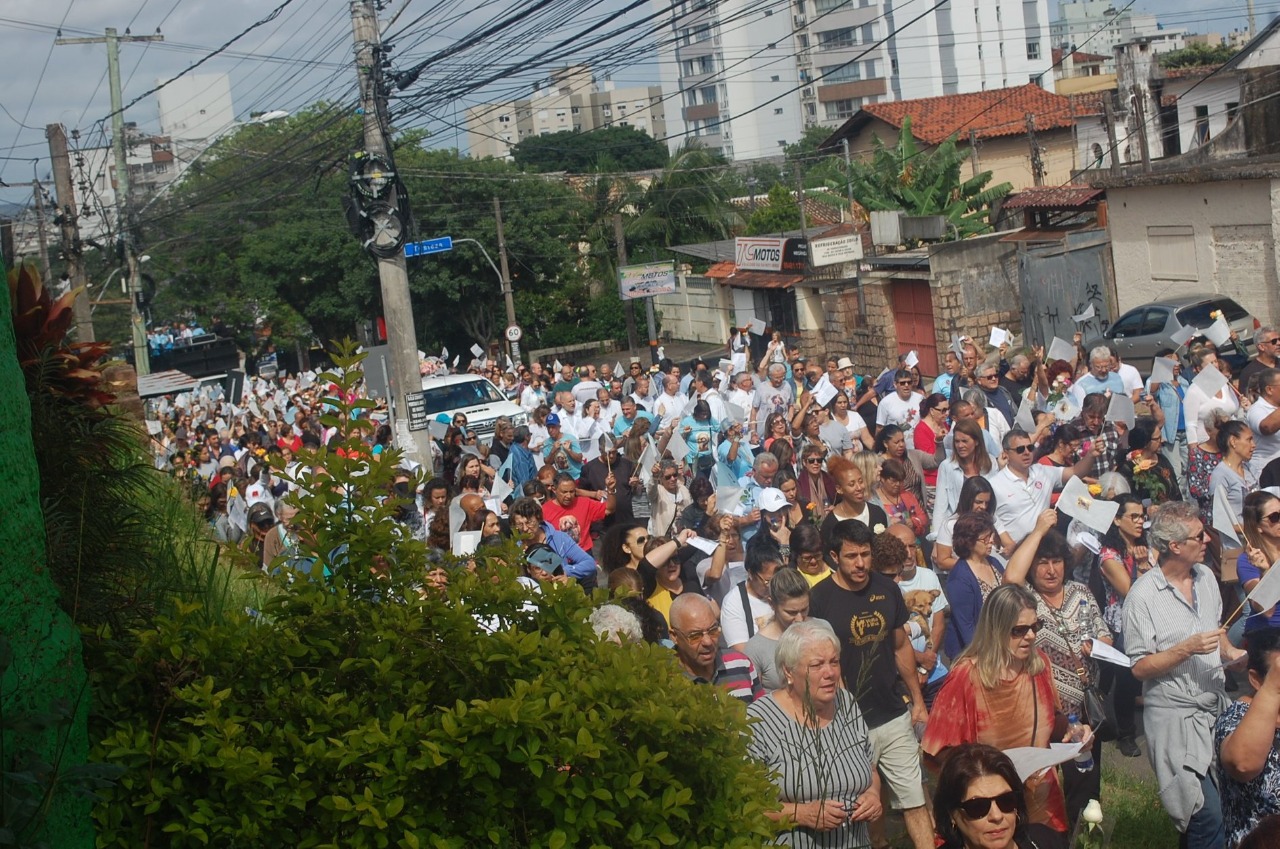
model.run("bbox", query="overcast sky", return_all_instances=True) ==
[0,0,1261,206]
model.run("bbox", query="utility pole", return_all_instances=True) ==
[614,213,639,355]
[47,123,94,341]
[969,129,981,179]
[1131,85,1152,171]
[57,27,162,374]
[840,138,854,219]
[794,163,808,238]
[1025,113,1045,186]
[492,196,520,363]
[31,181,51,282]
[350,0,431,462]
[1103,98,1121,175]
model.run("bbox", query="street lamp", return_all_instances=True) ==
[452,237,520,360]
[90,254,149,314]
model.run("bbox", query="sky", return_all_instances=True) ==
[0,0,1262,207]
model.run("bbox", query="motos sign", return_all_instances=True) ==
[734,237,808,272]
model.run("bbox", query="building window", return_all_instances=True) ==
[1148,225,1198,280]
[1193,105,1211,146]
[817,27,855,50]
[861,23,875,41]
[820,62,861,83]
[771,74,781,82]
[1026,41,1040,60]
[571,106,580,114]
[814,0,852,12]
[824,98,861,120]
[684,89,697,107]
[700,86,717,104]
[806,102,817,116]
[1227,101,1240,121]
[774,107,784,114]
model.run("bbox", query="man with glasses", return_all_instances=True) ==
[877,369,923,440]
[991,429,1100,551]
[668,593,764,704]
[1070,346,1127,404]
[973,362,1016,427]
[1247,367,1280,479]
[1124,502,1245,849]
[810,520,935,849]
[509,496,599,590]
[1237,325,1279,392]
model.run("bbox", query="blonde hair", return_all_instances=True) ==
[850,450,881,490]
[958,584,1045,689]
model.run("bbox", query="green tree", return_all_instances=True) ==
[509,126,670,173]
[745,183,803,235]
[1159,43,1237,68]
[629,141,737,254]
[844,117,1012,238]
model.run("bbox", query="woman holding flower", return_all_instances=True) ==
[1210,420,1258,517]
[1119,423,1181,505]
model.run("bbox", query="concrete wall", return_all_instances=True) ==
[1105,178,1280,325]
[651,272,732,345]
[928,234,1024,369]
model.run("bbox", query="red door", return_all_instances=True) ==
[890,280,940,377]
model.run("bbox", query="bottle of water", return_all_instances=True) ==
[1068,713,1094,771]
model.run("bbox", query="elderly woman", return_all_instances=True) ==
[933,744,1063,849]
[1004,511,1112,828]
[746,619,882,847]
[924,584,1073,836]
[1215,626,1280,849]
[743,566,811,691]
[943,512,1006,659]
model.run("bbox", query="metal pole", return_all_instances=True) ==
[492,196,520,362]
[351,0,430,462]
[47,123,94,341]
[453,237,519,360]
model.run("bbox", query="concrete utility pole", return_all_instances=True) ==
[1025,113,1045,187]
[840,138,854,218]
[47,123,94,341]
[1103,99,1122,175]
[57,27,161,374]
[31,181,51,282]
[492,196,519,362]
[1131,85,1152,172]
[969,129,981,179]
[794,163,808,238]
[350,0,431,462]
[615,213,639,355]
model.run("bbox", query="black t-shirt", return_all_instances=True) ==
[809,571,909,729]
[818,504,888,551]
[581,456,635,523]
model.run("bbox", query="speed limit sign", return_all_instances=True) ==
[505,325,523,342]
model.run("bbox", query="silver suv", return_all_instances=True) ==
[419,373,526,442]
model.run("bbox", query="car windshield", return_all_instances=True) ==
[421,379,505,415]
[1176,299,1249,328]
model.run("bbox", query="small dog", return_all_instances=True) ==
[903,589,940,684]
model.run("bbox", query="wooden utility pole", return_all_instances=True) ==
[615,213,639,355]
[1131,85,1152,171]
[492,196,520,363]
[1025,114,1045,186]
[47,123,94,341]
[794,163,808,238]
[1103,98,1122,175]
[57,27,162,373]
[350,0,431,462]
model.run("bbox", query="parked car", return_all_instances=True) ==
[1085,295,1259,376]
[419,373,526,443]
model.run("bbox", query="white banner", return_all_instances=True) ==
[810,234,864,267]
[619,262,677,301]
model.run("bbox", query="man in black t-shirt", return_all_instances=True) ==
[809,520,935,849]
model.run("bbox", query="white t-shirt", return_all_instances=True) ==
[1117,363,1144,397]
[1249,397,1280,477]
[752,381,796,433]
[877,392,922,437]
[838,411,869,442]
[653,392,685,424]
[990,464,1062,544]
[897,566,949,615]
[720,581,775,647]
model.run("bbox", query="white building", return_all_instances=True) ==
[1051,1,1186,68]
[157,74,236,149]
[655,0,1053,161]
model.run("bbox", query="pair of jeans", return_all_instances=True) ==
[1179,772,1224,849]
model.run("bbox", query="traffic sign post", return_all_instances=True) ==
[505,324,523,362]
[403,236,453,257]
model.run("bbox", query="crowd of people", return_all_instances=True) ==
[145,322,1280,849]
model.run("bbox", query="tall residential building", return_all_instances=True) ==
[465,66,668,160]
[1051,1,1186,68]
[655,0,1053,161]
[156,73,237,167]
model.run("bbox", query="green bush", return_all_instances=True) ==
[89,346,776,848]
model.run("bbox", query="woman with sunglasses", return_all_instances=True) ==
[1238,492,1280,632]
[1004,511,1111,827]
[924,584,1073,838]
[796,442,836,515]
[1096,493,1151,757]
[933,744,1064,849]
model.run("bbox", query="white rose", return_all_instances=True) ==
[873,523,886,534]
[1081,799,1103,825]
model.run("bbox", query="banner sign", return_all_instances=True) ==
[734,237,808,272]
[810,234,864,267]
[619,262,677,301]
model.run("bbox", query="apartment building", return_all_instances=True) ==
[465,66,668,161]
[655,0,1053,161]
[1051,0,1186,67]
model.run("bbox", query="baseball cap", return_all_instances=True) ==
[545,413,561,427]
[757,487,789,513]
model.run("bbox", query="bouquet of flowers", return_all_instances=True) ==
[1128,449,1167,500]
[1047,373,1072,406]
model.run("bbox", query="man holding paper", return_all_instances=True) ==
[1124,502,1245,848]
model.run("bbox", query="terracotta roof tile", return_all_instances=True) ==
[1002,186,1104,209]
[860,83,1076,145]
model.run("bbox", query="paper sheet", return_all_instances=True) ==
[1059,476,1120,533]
[716,486,746,517]
[810,375,838,409]
[988,327,1011,348]
[1047,336,1076,363]
[1247,558,1280,613]
[1014,392,1036,433]
[145,419,162,435]
[615,361,624,376]
[731,352,748,374]
[686,536,720,555]
[1213,487,1247,549]
[904,350,919,369]
[1004,742,1085,783]
[1087,639,1133,668]
[1205,315,1232,347]
[489,474,513,505]
[949,335,967,359]
[1170,324,1197,347]
[1106,393,1135,429]
[748,317,767,336]
[1192,365,1228,399]
[666,429,692,463]
[453,531,482,557]
[1071,304,1095,323]
[471,343,486,358]
[441,347,449,359]
[725,402,747,423]
[1149,357,1175,387]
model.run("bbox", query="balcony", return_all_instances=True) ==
[816,78,887,102]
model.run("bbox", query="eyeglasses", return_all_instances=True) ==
[979,373,998,381]
[1264,511,1280,525]
[804,457,824,465]
[1010,619,1046,638]
[958,791,1019,820]
[674,623,722,642]
[1010,444,1034,454]
[663,473,679,480]
[896,379,913,386]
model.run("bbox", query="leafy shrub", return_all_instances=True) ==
[90,346,776,848]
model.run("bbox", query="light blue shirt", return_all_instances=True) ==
[1069,372,1127,404]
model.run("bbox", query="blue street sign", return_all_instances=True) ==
[404,236,453,258]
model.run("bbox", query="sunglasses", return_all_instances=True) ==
[896,379,913,385]
[958,791,1019,820]
[632,535,649,545]
[1010,444,1034,454]
[675,623,722,642]
[1264,511,1280,525]
[804,457,824,464]
[1010,619,1046,638]
[937,406,950,413]
[663,473,679,480]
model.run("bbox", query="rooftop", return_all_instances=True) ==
[1001,186,1105,210]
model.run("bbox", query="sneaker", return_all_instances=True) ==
[1117,736,1141,758]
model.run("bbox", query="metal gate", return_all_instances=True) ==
[1017,231,1115,348]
